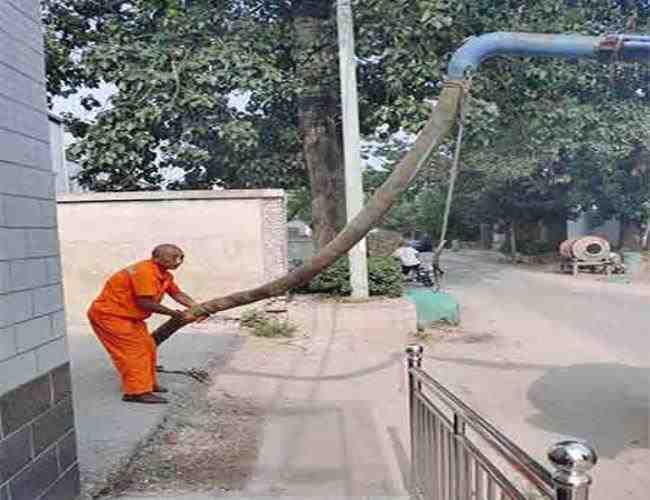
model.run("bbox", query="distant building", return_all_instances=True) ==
[48,113,83,194]
[567,211,620,247]
[287,219,313,266]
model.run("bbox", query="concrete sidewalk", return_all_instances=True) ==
[67,314,244,499]
[230,298,416,498]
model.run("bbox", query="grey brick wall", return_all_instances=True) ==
[0,1,80,498]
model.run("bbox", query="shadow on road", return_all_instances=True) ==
[420,354,648,459]
[527,363,649,458]
[222,351,402,381]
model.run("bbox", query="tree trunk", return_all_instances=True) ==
[642,223,650,250]
[619,217,641,250]
[510,221,518,261]
[518,221,540,242]
[479,224,492,250]
[294,1,346,249]
[152,84,464,345]
[542,216,567,249]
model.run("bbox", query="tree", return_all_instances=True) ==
[43,0,466,247]
[569,145,650,249]
[293,1,347,247]
[45,1,650,249]
[51,1,306,189]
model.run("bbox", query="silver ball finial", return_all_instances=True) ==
[405,344,424,368]
[405,344,424,358]
[548,440,598,476]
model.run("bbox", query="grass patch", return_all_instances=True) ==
[412,329,433,343]
[240,309,297,338]
[240,308,265,327]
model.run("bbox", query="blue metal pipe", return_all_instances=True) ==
[447,32,650,79]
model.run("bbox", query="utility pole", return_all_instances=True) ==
[337,0,369,298]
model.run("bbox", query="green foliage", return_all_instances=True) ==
[240,309,297,338]
[43,0,650,232]
[240,308,265,328]
[296,256,404,298]
[378,198,420,236]
[480,166,573,227]
[372,164,480,241]
[252,319,297,338]
[499,239,556,256]
[367,256,405,297]
[287,187,312,222]
[44,0,306,191]
[416,190,446,239]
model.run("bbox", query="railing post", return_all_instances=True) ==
[406,344,424,494]
[548,440,598,500]
[453,413,469,499]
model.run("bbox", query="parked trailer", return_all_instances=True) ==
[558,236,624,276]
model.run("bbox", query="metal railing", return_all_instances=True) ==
[406,345,598,500]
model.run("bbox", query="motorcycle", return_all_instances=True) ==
[406,263,444,291]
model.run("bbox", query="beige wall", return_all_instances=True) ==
[57,190,287,322]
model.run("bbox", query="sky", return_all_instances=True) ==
[51,84,116,147]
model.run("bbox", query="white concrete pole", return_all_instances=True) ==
[337,0,369,298]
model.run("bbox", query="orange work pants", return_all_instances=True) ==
[87,310,158,395]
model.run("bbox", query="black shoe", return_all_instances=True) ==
[152,385,169,393]
[122,392,168,404]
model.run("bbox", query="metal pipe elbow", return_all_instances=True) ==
[446,32,601,79]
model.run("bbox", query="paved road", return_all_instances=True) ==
[425,250,649,500]
[439,250,650,362]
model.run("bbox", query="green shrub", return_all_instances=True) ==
[240,308,265,328]
[367,256,405,296]
[240,308,296,338]
[252,319,297,338]
[499,239,555,256]
[295,256,404,297]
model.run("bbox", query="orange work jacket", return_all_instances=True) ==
[89,259,181,321]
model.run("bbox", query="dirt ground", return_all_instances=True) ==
[91,342,264,498]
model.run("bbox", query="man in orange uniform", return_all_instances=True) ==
[88,244,207,404]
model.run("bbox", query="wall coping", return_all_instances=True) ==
[57,189,285,203]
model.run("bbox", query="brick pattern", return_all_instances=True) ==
[262,197,288,282]
[0,0,67,395]
[0,1,80,498]
[0,363,78,499]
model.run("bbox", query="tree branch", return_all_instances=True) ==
[169,51,188,109]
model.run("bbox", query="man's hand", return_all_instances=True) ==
[193,304,210,323]
[172,309,195,322]
[135,296,208,323]
[170,292,209,323]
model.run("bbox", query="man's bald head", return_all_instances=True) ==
[152,244,184,270]
[152,244,183,259]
